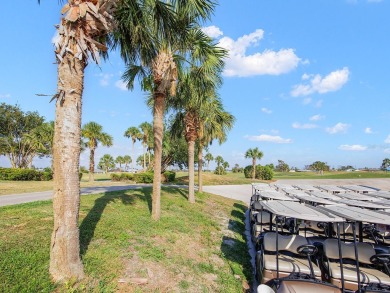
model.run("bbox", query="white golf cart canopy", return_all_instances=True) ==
[318,204,390,225]
[256,191,299,201]
[259,200,344,222]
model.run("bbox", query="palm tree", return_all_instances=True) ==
[98,154,115,174]
[215,155,224,175]
[123,155,132,171]
[115,155,125,172]
[139,122,152,171]
[82,122,113,182]
[204,153,214,171]
[44,0,116,281]
[223,161,229,171]
[197,97,234,192]
[124,127,141,172]
[114,0,217,220]
[245,147,264,179]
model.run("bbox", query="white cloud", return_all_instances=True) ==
[261,107,272,114]
[315,100,323,108]
[303,97,312,105]
[291,67,350,97]
[201,25,224,38]
[338,144,367,151]
[384,148,390,154]
[99,73,113,86]
[364,127,373,134]
[292,122,318,129]
[247,134,292,144]
[385,135,390,143]
[218,29,301,77]
[115,80,128,91]
[326,123,350,134]
[310,114,324,121]
[0,93,11,99]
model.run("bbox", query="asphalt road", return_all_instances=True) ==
[0,184,151,207]
[1,179,389,207]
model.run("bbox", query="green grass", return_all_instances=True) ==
[0,187,252,292]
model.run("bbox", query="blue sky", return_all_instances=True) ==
[1,0,390,170]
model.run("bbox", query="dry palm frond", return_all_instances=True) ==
[55,0,117,65]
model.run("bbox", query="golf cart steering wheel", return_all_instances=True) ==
[362,224,375,234]
[297,244,318,256]
[370,254,390,265]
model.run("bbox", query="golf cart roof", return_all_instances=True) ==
[308,191,341,200]
[256,191,299,201]
[293,184,322,192]
[259,200,344,222]
[318,205,390,225]
[317,185,346,193]
[369,191,390,199]
[336,192,379,201]
[339,185,377,193]
[332,199,387,209]
[292,194,336,205]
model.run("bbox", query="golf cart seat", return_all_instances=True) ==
[252,211,275,241]
[322,238,390,291]
[258,232,322,283]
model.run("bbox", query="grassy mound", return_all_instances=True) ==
[0,187,252,292]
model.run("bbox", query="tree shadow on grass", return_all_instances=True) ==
[162,186,189,200]
[79,188,152,256]
[220,203,253,290]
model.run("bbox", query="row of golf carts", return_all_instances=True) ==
[249,183,390,293]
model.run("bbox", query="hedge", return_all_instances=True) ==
[110,171,176,183]
[0,167,53,181]
[244,165,274,180]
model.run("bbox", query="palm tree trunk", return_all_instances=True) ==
[152,93,165,220]
[132,141,135,171]
[143,143,146,171]
[188,140,195,203]
[252,158,256,179]
[89,148,95,182]
[50,56,85,281]
[198,145,203,193]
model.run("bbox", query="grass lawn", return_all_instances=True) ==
[0,187,252,292]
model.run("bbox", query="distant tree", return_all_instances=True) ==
[115,156,125,172]
[82,122,113,182]
[204,153,214,171]
[98,154,115,174]
[309,161,330,175]
[215,155,224,175]
[232,163,241,173]
[245,147,264,179]
[222,161,230,171]
[0,103,46,168]
[381,158,390,171]
[139,122,152,171]
[136,154,145,168]
[339,165,355,171]
[123,155,132,171]
[275,160,290,172]
[124,127,141,171]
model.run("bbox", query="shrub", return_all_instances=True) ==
[0,168,52,181]
[214,166,226,175]
[111,173,121,181]
[110,173,134,182]
[243,165,274,180]
[42,168,53,181]
[163,171,176,182]
[133,172,154,183]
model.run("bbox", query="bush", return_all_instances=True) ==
[133,172,154,183]
[110,173,134,182]
[214,166,226,175]
[0,168,52,181]
[163,171,176,182]
[243,165,274,180]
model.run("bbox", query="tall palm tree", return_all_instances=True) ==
[123,155,132,171]
[98,154,115,174]
[43,0,117,281]
[139,122,152,171]
[115,155,125,171]
[197,97,234,192]
[114,0,217,220]
[215,155,224,175]
[82,122,113,182]
[124,126,141,172]
[204,153,214,171]
[245,147,264,179]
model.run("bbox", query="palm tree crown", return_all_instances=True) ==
[245,147,264,179]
